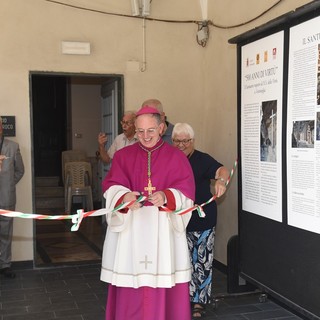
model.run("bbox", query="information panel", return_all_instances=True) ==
[241,32,283,222]
[287,16,320,234]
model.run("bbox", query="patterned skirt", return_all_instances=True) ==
[187,227,215,304]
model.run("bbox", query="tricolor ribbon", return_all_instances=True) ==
[162,158,237,217]
[0,159,238,231]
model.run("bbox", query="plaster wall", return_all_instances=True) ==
[0,0,312,265]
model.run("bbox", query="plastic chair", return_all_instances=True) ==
[61,150,87,185]
[64,161,93,213]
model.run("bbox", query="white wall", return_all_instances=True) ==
[0,0,312,265]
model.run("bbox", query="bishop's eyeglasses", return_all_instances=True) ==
[172,139,192,145]
[135,127,158,136]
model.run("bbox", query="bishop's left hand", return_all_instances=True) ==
[148,191,166,207]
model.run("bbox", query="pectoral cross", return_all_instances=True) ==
[144,178,156,196]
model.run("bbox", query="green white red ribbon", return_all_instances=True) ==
[0,159,238,231]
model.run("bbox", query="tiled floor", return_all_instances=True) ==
[1,206,305,319]
[0,264,106,320]
[35,216,103,266]
[0,265,304,320]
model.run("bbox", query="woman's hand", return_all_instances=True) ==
[215,180,226,198]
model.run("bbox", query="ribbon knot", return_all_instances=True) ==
[71,209,85,231]
[196,205,206,218]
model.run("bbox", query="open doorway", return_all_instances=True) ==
[30,72,123,267]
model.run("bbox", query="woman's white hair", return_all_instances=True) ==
[172,123,195,139]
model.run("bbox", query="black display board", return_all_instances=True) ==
[229,2,320,319]
[0,116,16,137]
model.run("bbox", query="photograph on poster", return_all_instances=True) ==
[317,112,320,141]
[317,44,320,104]
[317,73,320,105]
[260,100,277,162]
[291,120,314,148]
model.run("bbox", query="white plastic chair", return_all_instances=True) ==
[64,161,93,213]
[61,150,87,185]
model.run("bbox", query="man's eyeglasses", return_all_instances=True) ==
[172,139,192,145]
[120,120,134,126]
[135,128,158,136]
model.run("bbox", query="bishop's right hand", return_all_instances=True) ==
[123,191,142,211]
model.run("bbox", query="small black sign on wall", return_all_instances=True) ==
[1,116,16,137]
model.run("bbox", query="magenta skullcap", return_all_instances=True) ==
[136,105,160,116]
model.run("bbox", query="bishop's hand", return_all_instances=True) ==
[148,191,166,207]
[123,191,142,211]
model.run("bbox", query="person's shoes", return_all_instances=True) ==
[0,267,16,278]
[191,303,206,319]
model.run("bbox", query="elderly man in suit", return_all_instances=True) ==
[0,116,24,278]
